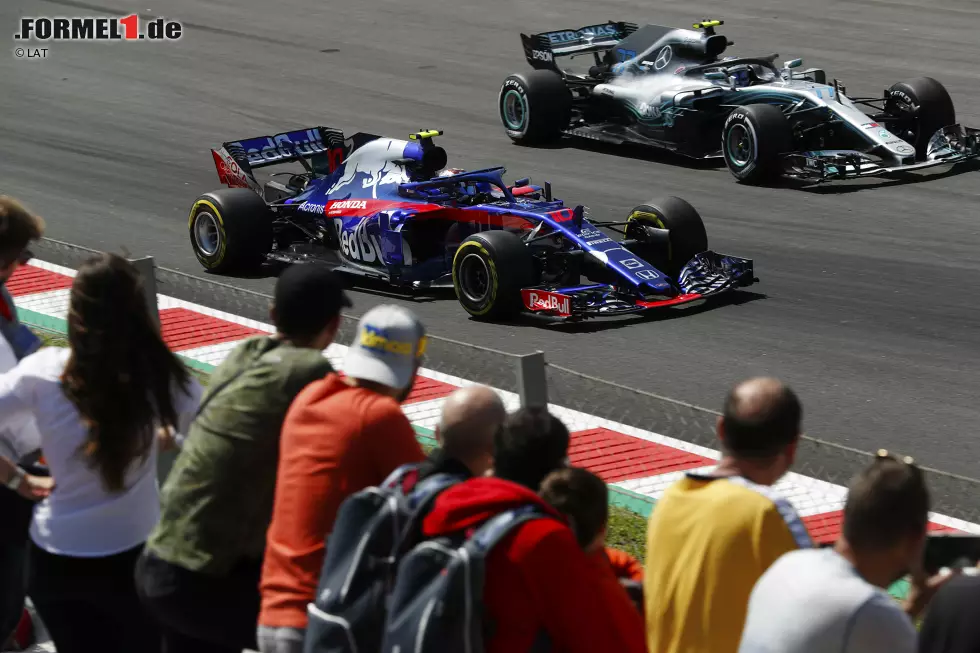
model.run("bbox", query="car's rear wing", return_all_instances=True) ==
[223,126,347,171]
[520,21,638,71]
[210,126,348,191]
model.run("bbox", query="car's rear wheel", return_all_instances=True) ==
[721,104,793,185]
[499,71,572,145]
[452,230,536,320]
[885,77,955,159]
[624,196,708,278]
[188,189,273,273]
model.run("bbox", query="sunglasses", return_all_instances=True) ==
[875,449,917,467]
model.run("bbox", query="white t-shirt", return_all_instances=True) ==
[738,547,917,653]
[0,331,41,462]
[0,346,203,557]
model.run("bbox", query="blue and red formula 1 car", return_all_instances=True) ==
[188,127,756,320]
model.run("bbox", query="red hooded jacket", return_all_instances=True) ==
[422,476,647,653]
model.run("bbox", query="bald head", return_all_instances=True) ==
[721,377,801,459]
[436,386,505,470]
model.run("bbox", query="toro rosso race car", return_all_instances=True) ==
[499,19,980,184]
[189,128,755,320]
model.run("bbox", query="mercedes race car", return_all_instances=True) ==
[188,128,755,320]
[499,19,980,184]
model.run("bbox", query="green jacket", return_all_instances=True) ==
[147,335,333,575]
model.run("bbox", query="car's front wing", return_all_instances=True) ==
[782,124,980,182]
[520,251,756,320]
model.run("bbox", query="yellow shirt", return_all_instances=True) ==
[644,473,813,653]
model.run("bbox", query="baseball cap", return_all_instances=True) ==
[343,305,426,390]
[273,263,351,339]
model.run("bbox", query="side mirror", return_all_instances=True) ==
[783,58,803,69]
[704,71,727,80]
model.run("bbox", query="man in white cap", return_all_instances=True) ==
[257,305,428,653]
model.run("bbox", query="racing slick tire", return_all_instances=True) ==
[499,71,572,145]
[624,197,708,278]
[721,104,793,185]
[188,189,273,274]
[452,229,536,320]
[885,77,955,160]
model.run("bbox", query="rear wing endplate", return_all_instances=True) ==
[520,21,637,70]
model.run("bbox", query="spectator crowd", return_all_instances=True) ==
[1,192,979,653]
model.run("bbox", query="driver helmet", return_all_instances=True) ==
[731,67,753,87]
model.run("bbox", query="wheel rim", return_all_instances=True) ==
[193,211,221,256]
[726,123,754,167]
[502,90,527,131]
[458,253,491,304]
[888,95,921,148]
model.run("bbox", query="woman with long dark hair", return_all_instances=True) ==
[0,252,203,653]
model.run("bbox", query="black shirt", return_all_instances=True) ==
[919,574,980,653]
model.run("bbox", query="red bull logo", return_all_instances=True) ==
[522,290,572,316]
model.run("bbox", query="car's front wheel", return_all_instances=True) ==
[624,197,708,278]
[188,189,273,273]
[452,230,536,320]
[885,77,955,159]
[721,104,793,185]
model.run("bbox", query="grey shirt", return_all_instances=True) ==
[738,548,916,653]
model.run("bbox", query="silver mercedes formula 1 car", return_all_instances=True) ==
[498,19,980,184]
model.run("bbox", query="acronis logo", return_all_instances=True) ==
[545,24,619,45]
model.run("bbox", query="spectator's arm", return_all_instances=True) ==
[522,524,647,653]
[844,595,916,653]
[0,356,37,428]
[0,453,53,500]
[0,332,17,372]
[1,412,41,463]
[171,375,205,447]
[0,350,45,463]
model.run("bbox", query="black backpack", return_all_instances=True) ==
[380,504,554,653]
[303,463,462,653]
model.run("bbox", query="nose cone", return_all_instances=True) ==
[643,279,676,295]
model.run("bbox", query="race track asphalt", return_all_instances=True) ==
[3,0,980,478]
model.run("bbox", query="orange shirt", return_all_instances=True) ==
[603,546,644,582]
[258,373,426,629]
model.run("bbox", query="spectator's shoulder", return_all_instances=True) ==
[506,513,578,559]
[362,390,409,419]
[283,345,334,380]
[846,591,916,652]
[18,344,69,378]
[723,476,813,549]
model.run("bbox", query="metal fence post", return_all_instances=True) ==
[129,256,159,330]
[516,351,548,408]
